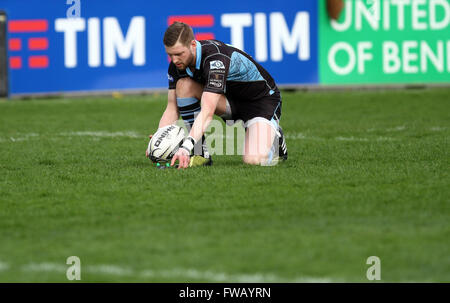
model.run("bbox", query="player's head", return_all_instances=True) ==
[164,22,196,70]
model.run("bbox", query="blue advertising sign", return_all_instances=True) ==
[2,0,318,96]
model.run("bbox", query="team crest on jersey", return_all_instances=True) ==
[210,60,225,70]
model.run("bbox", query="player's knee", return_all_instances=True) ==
[243,154,268,166]
[176,78,202,98]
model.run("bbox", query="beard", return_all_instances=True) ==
[175,52,195,71]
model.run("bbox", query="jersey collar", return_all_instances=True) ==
[195,40,202,70]
[186,40,202,77]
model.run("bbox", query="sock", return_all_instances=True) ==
[176,97,200,127]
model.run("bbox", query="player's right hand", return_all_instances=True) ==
[171,147,190,169]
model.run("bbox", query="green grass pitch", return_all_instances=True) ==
[0,88,449,282]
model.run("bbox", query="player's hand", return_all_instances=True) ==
[145,134,153,158]
[171,148,190,169]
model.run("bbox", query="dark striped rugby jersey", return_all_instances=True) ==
[167,40,279,102]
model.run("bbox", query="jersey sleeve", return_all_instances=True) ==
[202,54,231,94]
[167,62,179,90]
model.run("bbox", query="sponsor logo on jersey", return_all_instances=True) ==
[210,60,225,70]
[208,73,224,89]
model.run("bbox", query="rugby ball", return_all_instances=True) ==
[147,125,185,163]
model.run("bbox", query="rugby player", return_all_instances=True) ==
[148,22,287,169]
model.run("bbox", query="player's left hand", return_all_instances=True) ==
[171,148,190,169]
[145,134,153,158]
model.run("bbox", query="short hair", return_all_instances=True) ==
[163,22,194,47]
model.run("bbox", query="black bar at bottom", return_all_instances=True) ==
[0,283,446,301]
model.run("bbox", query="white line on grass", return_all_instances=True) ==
[86,264,134,276]
[15,261,333,282]
[285,133,320,140]
[214,132,391,143]
[0,261,10,272]
[430,126,446,131]
[335,136,395,142]
[367,126,406,132]
[335,136,369,142]
[0,133,40,142]
[140,268,333,283]
[286,133,396,142]
[0,131,406,143]
[59,131,142,138]
[1,124,447,143]
[22,262,66,272]
[0,131,144,142]
[368,126,448,133]
[386,125,406,132]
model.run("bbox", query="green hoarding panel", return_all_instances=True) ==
[319,0,450,85]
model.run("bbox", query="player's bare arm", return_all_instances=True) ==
[145,89,179,158]
[158,89,179,128]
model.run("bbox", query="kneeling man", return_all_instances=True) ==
[154,22,288,169]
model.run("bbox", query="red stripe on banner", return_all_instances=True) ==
[8,20,48,33]
[195,33,215,41]
[9,57,22,69]
[29,56,49,68]
[168,15,214,27]
[28,38,49,50]
[8,38,22,51]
